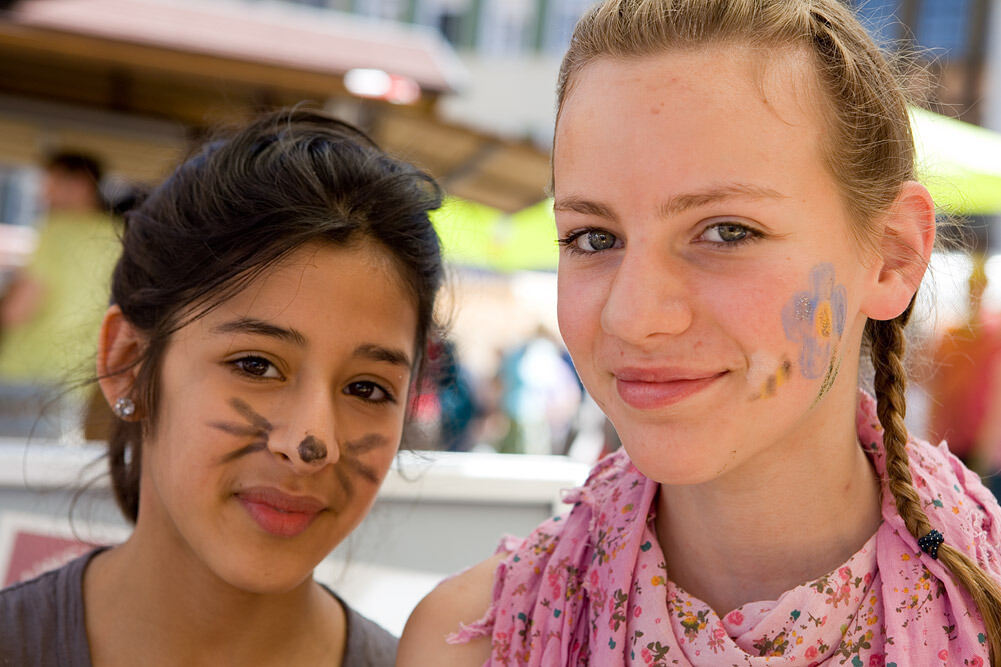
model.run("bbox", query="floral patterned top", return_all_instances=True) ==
[449,393,1001,665]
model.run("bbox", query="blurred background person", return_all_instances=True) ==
[0,151,120,438]
[927,250,1001,497]
[495,326,581,455]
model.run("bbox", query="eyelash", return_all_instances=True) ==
[229,357,397,405]
[698,221,764,249]
[557,229,621,256]
[230,355,283,380]
[557,221,764,255]
[344,381,396,405]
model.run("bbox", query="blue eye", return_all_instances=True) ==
[558,228,622,254]
[699,222,761,246]
[232,356,282,379]
[344,381,395,404]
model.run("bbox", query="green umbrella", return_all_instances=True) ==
[431,197,559,273]
[911,107,1001,215]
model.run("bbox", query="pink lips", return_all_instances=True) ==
[614,367,728,410]
[236,487,326,538]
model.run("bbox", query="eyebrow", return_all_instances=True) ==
[354,344,412,369]
[212,318,308,346]
[553,198,617,221]
[213,318,412,368]
[554,183,787,222]
[659,183,787,217]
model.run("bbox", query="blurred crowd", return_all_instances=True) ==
[3,150,1001,490]
[0,154,619,460]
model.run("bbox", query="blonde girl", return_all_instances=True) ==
[400,1,1001,665]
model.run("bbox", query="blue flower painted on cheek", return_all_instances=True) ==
[781,263,846,379]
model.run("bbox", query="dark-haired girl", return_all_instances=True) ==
[0,109,443,666]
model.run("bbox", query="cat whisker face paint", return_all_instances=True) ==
[344,433,387,455]
[329,433,390,502]
[231,397,273,432]
[210,397,274,463]
[342,456,381,485]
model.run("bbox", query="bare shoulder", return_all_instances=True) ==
[397,552,506,666]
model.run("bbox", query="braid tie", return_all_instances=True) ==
[870,306,1001,665]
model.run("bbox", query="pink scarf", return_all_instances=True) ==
[450,393,1001,665]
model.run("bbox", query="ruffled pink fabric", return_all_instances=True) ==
[452,393,1001,665]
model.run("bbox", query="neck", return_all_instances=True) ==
[654,385,882,616]
[84,510,343,664]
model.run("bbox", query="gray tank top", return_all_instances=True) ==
[0,549,397,666]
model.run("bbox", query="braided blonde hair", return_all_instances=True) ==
[555,1,1001,661]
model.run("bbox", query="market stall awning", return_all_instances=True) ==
[0,0,466,102]
[0,0,552,213]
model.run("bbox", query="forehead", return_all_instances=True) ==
[194,240,418,347]
[554,47,831,198]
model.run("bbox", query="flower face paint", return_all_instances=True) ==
[781,263,847,379]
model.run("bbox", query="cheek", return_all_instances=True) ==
[700,273,788,342]
[557,268,602,361]
[144,378,230,502]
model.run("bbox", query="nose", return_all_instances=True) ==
[268,387,341,471]
[599,248,693,345]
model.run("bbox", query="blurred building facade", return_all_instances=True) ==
[855,0,994,126]
[267,0,1001,144]
[281,0,595,147]
[0,0,554,228]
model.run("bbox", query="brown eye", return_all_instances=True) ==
[233,356,280,379]
[344,381,394,404]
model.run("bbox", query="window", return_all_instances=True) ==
[542,0,594,55]
[853,0,973,59]
[0,166,38,228]
[478,0,536,57]
[852,0,902,49]
[415,0,473,47]
[915,0,971,59]
[353,0,409,21]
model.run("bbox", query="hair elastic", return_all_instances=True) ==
[917,529,944,559]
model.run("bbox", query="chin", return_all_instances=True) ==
[210,552,319,595]
[614,422,740,486]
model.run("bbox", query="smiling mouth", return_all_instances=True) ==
[614,371,728,410]
[236,488,326,538]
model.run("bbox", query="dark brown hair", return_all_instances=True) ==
[105,108,444,523]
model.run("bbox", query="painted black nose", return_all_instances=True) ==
[297,435,327,463]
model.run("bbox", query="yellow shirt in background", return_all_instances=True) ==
[0,212,120,384]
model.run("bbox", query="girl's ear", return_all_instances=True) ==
[860,180,936,321]
[97,305,145,419]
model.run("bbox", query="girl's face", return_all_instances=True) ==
[138,240,417,593]
[553,49,881,485]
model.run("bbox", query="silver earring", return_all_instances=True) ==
[113,397,136,419]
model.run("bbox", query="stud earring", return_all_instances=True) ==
[113,397,136,419]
